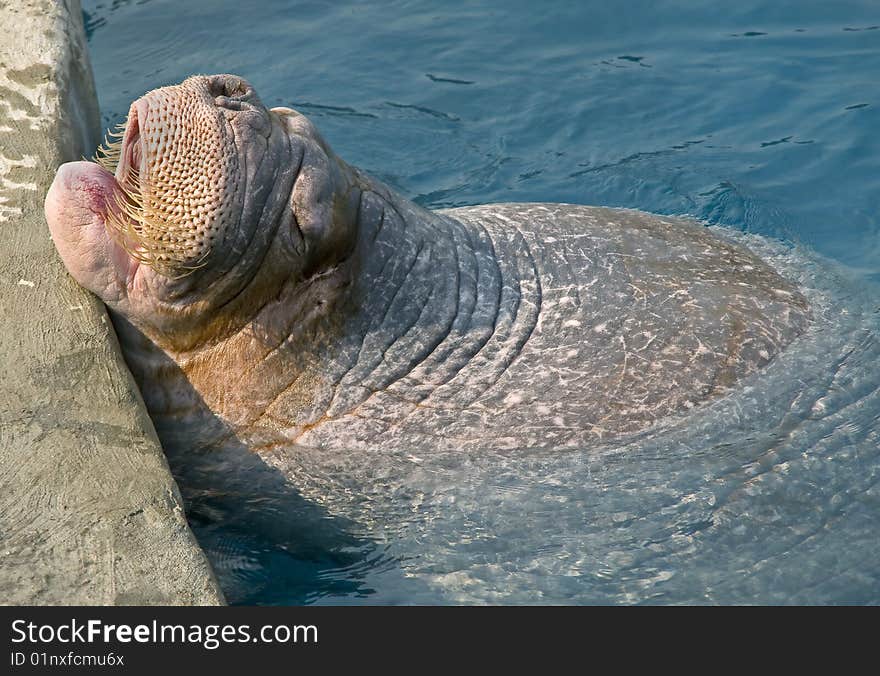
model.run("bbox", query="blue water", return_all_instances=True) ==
[82,0,880,604]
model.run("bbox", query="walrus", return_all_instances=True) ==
[45,74,810,457]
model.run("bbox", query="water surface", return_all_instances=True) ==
[82,0,880,604]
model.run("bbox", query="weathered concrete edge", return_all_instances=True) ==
[0,0,224,605]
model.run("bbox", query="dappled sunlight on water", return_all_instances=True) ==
[84,0,880,604]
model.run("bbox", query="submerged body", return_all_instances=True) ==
[45,75,809,458]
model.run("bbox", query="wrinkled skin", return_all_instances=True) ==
[45,74,810,459]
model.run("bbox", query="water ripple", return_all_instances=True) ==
[82,0,880,604]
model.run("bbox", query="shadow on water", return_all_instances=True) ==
[112,316,406,606]
[175,440,392,606]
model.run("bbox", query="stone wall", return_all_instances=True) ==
[0,0,224,605]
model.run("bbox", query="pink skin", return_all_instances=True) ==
[45,160,141,304]
[45,96,150,306]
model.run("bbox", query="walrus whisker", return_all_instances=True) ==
[93,134,123,172]
[98,161,209,278]
[92,116,131,172]
[83,106,222,279]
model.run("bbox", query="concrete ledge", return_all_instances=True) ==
[0,0,224,605]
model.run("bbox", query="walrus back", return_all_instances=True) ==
[405,202,812,448]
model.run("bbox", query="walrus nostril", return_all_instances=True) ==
[207,74,253,102]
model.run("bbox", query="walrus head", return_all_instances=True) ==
[45,74,361,349]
